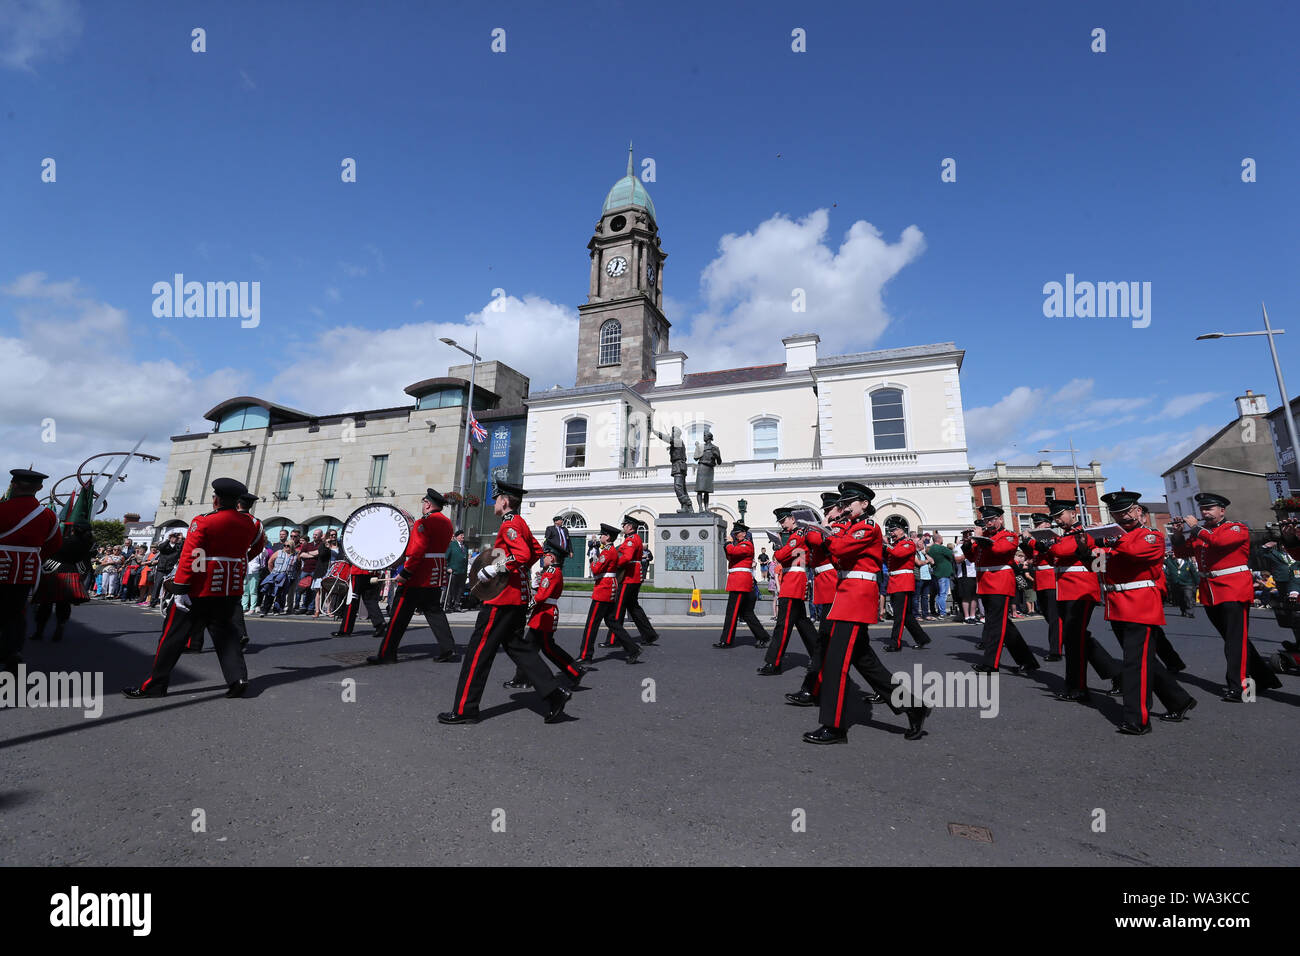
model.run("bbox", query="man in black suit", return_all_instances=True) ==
[544,515,573,564]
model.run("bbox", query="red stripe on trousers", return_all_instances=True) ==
[378,592,407,657]
[994,599,1009,665]
[616,582,628,617]
[833,625,859,727]
[1140,626,1150,724]
[142,604,179,691]
[581,602,600,658]
[457,607,496,715]
[774,601,792,666]
[1240,607,1249,691]
[723,594,740,645]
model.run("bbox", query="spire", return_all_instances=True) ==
[626,141,634,178]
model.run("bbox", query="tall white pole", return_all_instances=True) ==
[1263,304,1300,493]
[458,333,479,525]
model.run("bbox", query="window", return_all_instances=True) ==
[1017,514,1035,532]
[274,462,293,500]
[1181,469,1189,487]
[367,455,388,495]
[1172,502,1181,517]
[1045,488,1055,501]
[1015,487,1028,506]
[321,459,338,498]
[685,423,709,448]
[215,404,270,433]
[564,418,587,468]
[173,469,191,505]
[752,418,779,459]
[562,513,587,530]
[599,320,621,366]
[623,410,642,468]
[870,388,906,450]
[981,489,993,506]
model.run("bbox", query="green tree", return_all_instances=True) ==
[91,519,125,549]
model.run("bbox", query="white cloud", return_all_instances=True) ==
[1147,391,1220,421]
[0,0,81,71]
[675,209,924,370]
[0,272,247,519]
[268,293,579,414]
[412,299,424,309]
[239,68,255,91]
[338,262,367,278]
[325,287,341,302]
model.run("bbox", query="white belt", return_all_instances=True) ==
[843,571,878,581]
[814,563,835,575]
[423,552,447,559]
[601,573,618,579]
[1035,565,1053,572]
[1057,566,1091,572]
[783,566,808,574]
[977,565,1011,572]
[543,597,559,606]
[890,568,914,575]
[1105,580,1157,592]
[1207,565,1249,578]
[728,567,752,575]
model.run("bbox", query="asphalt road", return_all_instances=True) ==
[3,600,1299,866]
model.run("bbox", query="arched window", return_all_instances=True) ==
[871,388,906,450]
[751,418,779,460]
[216,404,270,433]
[599,319,622,366]
[624,416,642,468]
[562,513,587,530]
[564,418,587,468]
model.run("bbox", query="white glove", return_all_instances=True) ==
[477,564,501,584]
[173,593,192,612]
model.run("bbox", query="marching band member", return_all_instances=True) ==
[369,488,456,665]
[575,523,641,664]
[0,468,62,672]
[504,549,587,689]
[784,492,844,707]
[882,522,932,652]
[331,560,387,637]
[758,507,820,676]
[971,505,1041,675]
[1045,499,1120,701]
[614,516,659,645]
[715,522,771,649]
[1020,513,1061,661]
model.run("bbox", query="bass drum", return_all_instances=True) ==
[341,503,413,572]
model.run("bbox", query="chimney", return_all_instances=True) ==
[654,351,686,388]
[782,333,820,372]
[1236,389,1268,418]
[124,512,141,523]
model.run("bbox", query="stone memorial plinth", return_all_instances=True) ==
[652,511,727,590]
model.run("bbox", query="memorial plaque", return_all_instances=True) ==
[665,544,705,572]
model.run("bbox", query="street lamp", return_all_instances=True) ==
[1039,438,1089,525]
[440,334,482,522]
[1197,303,1300,494]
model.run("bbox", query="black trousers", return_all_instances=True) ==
[0,583,31,663]
[1038,588,1061,654]
[1059,596,1118,691]
[886,591,931,649]
[444,572,466,611]
[1111,621,1192,726]
[338,582,386,634]
[819,620,917,729]
[1153,625,1185,671]
[376,585,454,660]
[615,581,659,642]
[577,599,637,659]
[765,597,819,668]
[449,604,557,717]
[718,590,770,647]
[1204,602,1282,692]
[33,601,72,632]
[513,626,583,683]
[1172,584,1196,616]
[978,594,1039,670]
[140,595,247,693]
[801,604,834,695]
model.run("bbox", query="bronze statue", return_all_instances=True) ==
[652,416,693,513]
[693,431,721,511]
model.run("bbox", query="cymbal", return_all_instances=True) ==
[469,549,509,601]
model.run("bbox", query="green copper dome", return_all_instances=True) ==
[602,144,656,221]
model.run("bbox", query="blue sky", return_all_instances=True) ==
[3,0,1298,517]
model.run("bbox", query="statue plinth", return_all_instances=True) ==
[652,511,728,591]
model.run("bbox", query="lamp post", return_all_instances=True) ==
[440,333,481,525]
[1197,303,1300,494]
[737,498,748,522]
[1039,438,1089,525]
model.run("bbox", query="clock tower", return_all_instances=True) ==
[576,145,670,387]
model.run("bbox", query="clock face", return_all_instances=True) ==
[646,261,657,287]
[605,256,628,277]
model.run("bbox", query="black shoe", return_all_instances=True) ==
[1053,689,1089,703]
[503,677,532,690]
[1158,697,1198,722]
[568,667,588,687]
[51,629,64,643]
[239,636,249,649]
[904,705,932,741]
[910,639,930,649]
[642,635,659,645]
[544,687,571,723]
[755,639,770,648]
[1106,679,1124,697]
[365,655,394,665]
[574,657,593,666]
[883,644,902,653]
[1117,722,1151,736]
[1165,661,1186,673]
[330,630,352,637]
[184,646,203,654]
[29,630,42,642]
[756,663,780,676]
[437,711,479,725]
[626,649,642,664]
[225,679,249,698]
[433,650,456,663]
[785,690,818,707]
[862,692,886,704]
[972,663,996,674]
[1044,653,1062,662]
[123,685,166,699]
[974,641,987,650]
[1018,662,1041,675]
[712,641,731,649]
[802,725,847,745]
[1220,690,1244,703]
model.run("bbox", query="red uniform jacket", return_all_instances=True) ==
[773,531,811,600]
[0,495,61,586]
[399,511,453,588]
[1050,524,1101,601]
[972,529,1019,597]
[724,538,756,593]
[826,518,882,624]
[173,507,259,597]
[247,517,267,560]
[801,527,839,605]
[590,545,620,602]
[485,512,541,607]
[1022,537,1057,591]
[529,564,564,632]
[1172,520,1252,605]
[884,537,919,594]
[617,533,645,584]
[1101,526,1166,626]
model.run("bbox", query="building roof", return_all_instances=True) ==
[1161,419,1238,476]
[1141,500,1170,514]
[403,377,501,403]
[632,363,790,394]
[814,342,964,370]
[602,145,656,221]
[203,396,313,424]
